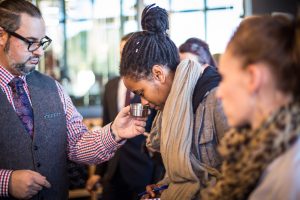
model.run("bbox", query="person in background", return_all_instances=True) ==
[212,53,221,67]
[0,1,146,199]
[179,37,217,68]
[120,4,228,200]
[201,14,300,200]
[85,33,164,200]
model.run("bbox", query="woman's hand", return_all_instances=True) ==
[140,184,166,199]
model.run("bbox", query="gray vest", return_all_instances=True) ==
[0,71,68,200]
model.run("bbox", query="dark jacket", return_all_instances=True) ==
[97,77,164,193]
[0,71,68,200]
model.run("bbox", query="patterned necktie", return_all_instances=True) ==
[9,77,34,137]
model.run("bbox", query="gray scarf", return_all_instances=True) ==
[147,59,206,200]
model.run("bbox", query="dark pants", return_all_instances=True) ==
[100,167,145,200]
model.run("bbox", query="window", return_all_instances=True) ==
[37,0,243,117]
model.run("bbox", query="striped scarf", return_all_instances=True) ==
[147,59,205,200]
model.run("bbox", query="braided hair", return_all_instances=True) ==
[120,4,180,81]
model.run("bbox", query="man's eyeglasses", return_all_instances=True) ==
[5,30,52,52]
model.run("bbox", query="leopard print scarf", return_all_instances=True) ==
[201,102,300,200]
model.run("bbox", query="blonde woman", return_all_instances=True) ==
[202,15,300,200]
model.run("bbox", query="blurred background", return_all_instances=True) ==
[34,0,298,119]
[28,0,299,199]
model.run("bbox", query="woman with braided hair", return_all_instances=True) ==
[120,4,228,200]
[201,14,300,200]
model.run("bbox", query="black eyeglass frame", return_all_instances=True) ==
[5,30,52,52]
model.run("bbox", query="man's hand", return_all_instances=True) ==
[9,170,51,199]
[112,106,147,141]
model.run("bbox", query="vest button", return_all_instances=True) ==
[34,145,38,150]
[37,162,41,167]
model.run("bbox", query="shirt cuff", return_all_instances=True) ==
[0,170,13,197]
[109,122,126,144]
[101,123,124,152]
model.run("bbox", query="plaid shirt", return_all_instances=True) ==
[0,66,121,197]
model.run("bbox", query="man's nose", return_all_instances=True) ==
[32,46,44,57]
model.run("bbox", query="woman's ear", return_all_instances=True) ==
[152,65,166,83]
[246,63,265,94]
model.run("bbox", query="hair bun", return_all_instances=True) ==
[141,4,169,34]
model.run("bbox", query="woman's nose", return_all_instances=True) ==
[141,98,149,105]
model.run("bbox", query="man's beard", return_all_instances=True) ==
[15,63,36,75]
[5,39,37,75]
